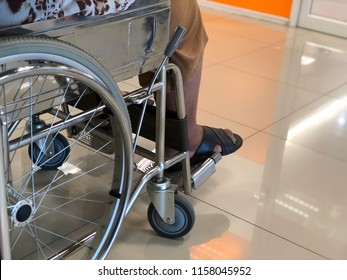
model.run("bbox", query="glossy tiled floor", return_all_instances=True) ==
[110,8,347,260]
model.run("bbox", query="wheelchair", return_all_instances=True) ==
[0,0,221,260]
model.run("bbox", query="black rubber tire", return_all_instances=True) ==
[28,133,70,170]
[147,194,195,239]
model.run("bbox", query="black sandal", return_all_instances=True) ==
[193,126,242,156]
[167,126,243,172]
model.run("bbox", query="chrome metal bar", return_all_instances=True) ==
[49,232,96,260]
[166,63,192,194]
[7,120,20,138]
[164,152,188,169]
[191,158,217,190]
[8,106,105,152]
[1,117,10,183]
[126,165,161,216]
[0,118,11,260]
[132,99,149,153]
[166,63,186,119]
[155,65,167,179]
[123,83,162,105]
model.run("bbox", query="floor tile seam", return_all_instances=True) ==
[244,130,282,143]
[218,43,347,86]
[207,42,275,62]
[323,82,347,99]
[210,60,304,88]
[202,34,300,64]
[201,14,311,46]
[197,108,261,134]
[202,58,333,111]
[258,90,347,132]
[188,195,330,260]
[278,139,347,164]
[202,59,225,69]
[289,35,347,62]
[202,21,279,45]
[307,53,347,66]
[297,31,347,54]
[220,38,298,61]
[256,94,329,132]
[201,63,328,112]
[256,128,347,164]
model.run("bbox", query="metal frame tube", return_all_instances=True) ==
[166,63,192,195]
[155,65,167,179]
[0,118,11,260]
[8,106,105,152]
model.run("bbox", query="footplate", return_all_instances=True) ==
[73,125,114,155]
[138,153,222,190]
[166,153,222,190]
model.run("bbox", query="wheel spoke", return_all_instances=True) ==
[1,37,132,259]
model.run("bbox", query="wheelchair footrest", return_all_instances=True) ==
[137,153,221,190]
[166,153,222,190]
[72,125,114,155]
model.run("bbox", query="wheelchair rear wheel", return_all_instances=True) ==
[0,37,133,260]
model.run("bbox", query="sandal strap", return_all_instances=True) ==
[194,126,241,157]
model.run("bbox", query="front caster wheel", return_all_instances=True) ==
[28,133,70,170]
[147,195,195,238]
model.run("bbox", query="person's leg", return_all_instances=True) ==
[167,0,241,159]
[139,0,242,160]
[166,62,238,158]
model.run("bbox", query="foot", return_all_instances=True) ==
[188,125,242,159]
[165,125,242,172]
[189,125,238,157]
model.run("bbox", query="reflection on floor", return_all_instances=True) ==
[112,7,347,260]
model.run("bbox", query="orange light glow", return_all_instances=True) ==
[212,0,293,18]
[190,232,249,259]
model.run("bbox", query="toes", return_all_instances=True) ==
[213,144,222,153]
[213,129,236,153]
[224,128,237,144]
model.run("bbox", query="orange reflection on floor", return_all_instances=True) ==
[190,231,249,259]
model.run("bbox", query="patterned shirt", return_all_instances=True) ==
[0,0,136,26]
